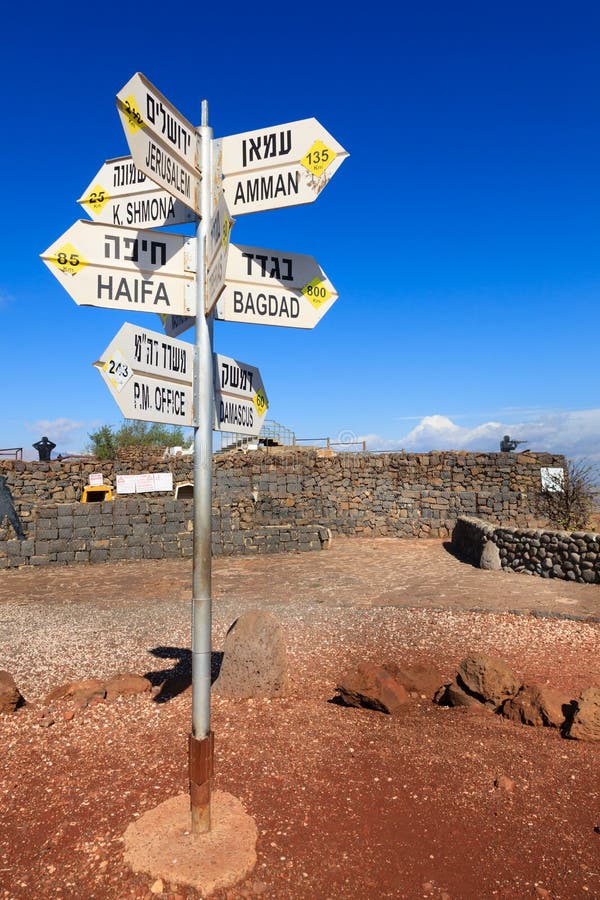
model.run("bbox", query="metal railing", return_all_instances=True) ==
[0,447,23,460]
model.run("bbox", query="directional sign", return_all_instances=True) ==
[213,353,268,436]
[116,72,201,214]
[41,220,196,317]
[220,118,348,216]
[160,313,195,338]
[78,156,196,228]
[214,243,338,329]
[206,190,234,313]
[94,323,194,426]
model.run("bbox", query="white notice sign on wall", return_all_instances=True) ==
[116,472,174,494]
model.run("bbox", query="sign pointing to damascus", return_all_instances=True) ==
[219,117,348,216]
[116,72,202,214]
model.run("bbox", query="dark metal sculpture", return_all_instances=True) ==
[33,436,56,461]
[0,475,25,539]
[500,434,528,452]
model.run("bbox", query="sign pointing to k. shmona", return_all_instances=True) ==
[78,156,196,228]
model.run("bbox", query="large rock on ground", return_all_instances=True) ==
[46,673,152,706]
[383,662,443,699]
[212,611,289,698]
[434,679,487,709]
[566,687,600,742]
[104,674,152,701]
[335,663,410,714]
[456,654,520,709]
[0,671,25,713]
[501,682,572,728]
[45,679,107,707]
[480,541,502,571]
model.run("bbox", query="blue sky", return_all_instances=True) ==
[2,3,599,461]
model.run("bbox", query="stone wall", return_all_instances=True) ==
[452,516,600,584]
[0,497,331,569]
[0,449,565,568]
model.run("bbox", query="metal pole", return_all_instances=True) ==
[190,99,214,834]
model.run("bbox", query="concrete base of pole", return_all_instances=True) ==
[123,791,257,894]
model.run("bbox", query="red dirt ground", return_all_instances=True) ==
[0,538,599,899]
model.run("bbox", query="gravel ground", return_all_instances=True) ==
[0,538,599,899]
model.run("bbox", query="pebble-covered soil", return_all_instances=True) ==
[0,538,599,899]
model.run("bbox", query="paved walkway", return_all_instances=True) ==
[1,537,598,620]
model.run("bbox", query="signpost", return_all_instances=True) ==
[116,72,202,214]
[42,71,347,840]
[78,156,196,228]
[215,243,338,328]
[40,220,196,317]
[220,117,348,216]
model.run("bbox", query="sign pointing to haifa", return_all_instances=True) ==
[78,156,196,228]
[116,72,201,215]
[40,220,196,317]
[219,117,348,216]
[215,243,338,329]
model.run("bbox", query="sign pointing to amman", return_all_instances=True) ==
[219,117,348,216]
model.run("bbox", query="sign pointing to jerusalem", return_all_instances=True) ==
[78,156,196,228]
[214,243,338,328]
[220,117,348,216]
[40,220,196,317]
[116,72,201,214]
[94,322,194,426]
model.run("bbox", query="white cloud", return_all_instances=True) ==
[361,409,600,464]
[23,418,88,458]
[27,418,84,442]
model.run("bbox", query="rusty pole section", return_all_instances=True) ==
[190,100,214,834]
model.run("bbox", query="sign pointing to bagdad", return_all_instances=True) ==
[78,156,196,228]
[40,220,196,316]
[219,117,348,216]
[116,73,202,214]
[215,243,338,328]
